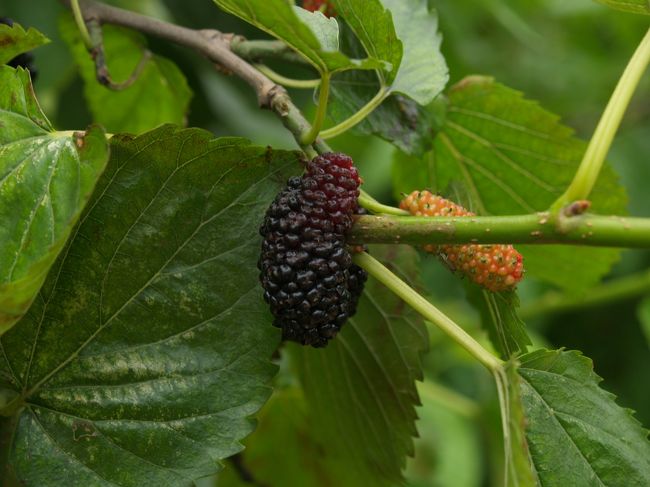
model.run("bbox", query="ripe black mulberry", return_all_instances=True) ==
[258,153,367,347]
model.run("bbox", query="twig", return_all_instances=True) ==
[87,18,151,90]
[61,1,650,252]
[63,0,276,107]
[60,0,327,152]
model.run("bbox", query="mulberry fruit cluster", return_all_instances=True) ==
[0,18,38,80]
[302,0,337,17]
[258,153,367,347]
[400,190,524,292]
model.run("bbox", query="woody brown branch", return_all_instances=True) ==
[60,0,323,151]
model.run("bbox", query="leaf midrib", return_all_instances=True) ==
[16,134,167,393]
[519,371,607,486]
[30,404,193,485]
[20,146,292,399]
[37,336,263,396]
[446,120,562,194]
[0,107,51,135]
[6,141,65,281]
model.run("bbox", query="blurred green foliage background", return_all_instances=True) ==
[2,0,648,485]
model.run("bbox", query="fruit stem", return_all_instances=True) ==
[358,190,409,216]
[320,86,390,139]
[71,0,93,49]
[254,64,320,89]
[354,252,503,372]
[301,71,331,145]
[552,26,650,212]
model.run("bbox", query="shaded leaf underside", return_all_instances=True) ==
[0,66,108,336]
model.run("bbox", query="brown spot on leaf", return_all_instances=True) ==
[0,35,13,47]
[72,420,98,441]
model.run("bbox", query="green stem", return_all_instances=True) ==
[552,27,650,211]
[320,86,390,139]
[520,268,650,319]
[358,190,409,216]
[71,0,93,49]
[269,90,321,154]
[254,64,320,89]
[354,252,503,371]
[301,71,331,145]
[348,212,650,248]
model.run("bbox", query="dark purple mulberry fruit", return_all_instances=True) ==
[1,17,38,81]
[258,153,367,347]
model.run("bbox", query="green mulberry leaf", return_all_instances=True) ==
[0,21,49,65]
[0,66,108,336]
[0,125,302,486]
[516,349,650,486]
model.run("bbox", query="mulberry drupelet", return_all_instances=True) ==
[258,153,367,347]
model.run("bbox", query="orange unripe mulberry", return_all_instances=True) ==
[399,190,524,292]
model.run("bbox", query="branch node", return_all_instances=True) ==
[86,17,151,90]
[268,86,290,115]
[199,28,233,44]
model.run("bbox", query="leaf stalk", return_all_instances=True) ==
[254,64,320,89]
[301,71,331,145]
[354,252,503,372]
[552,27,650,211]
[358,190,409,216]
[320,86,390,139]
[71,0,93,49]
